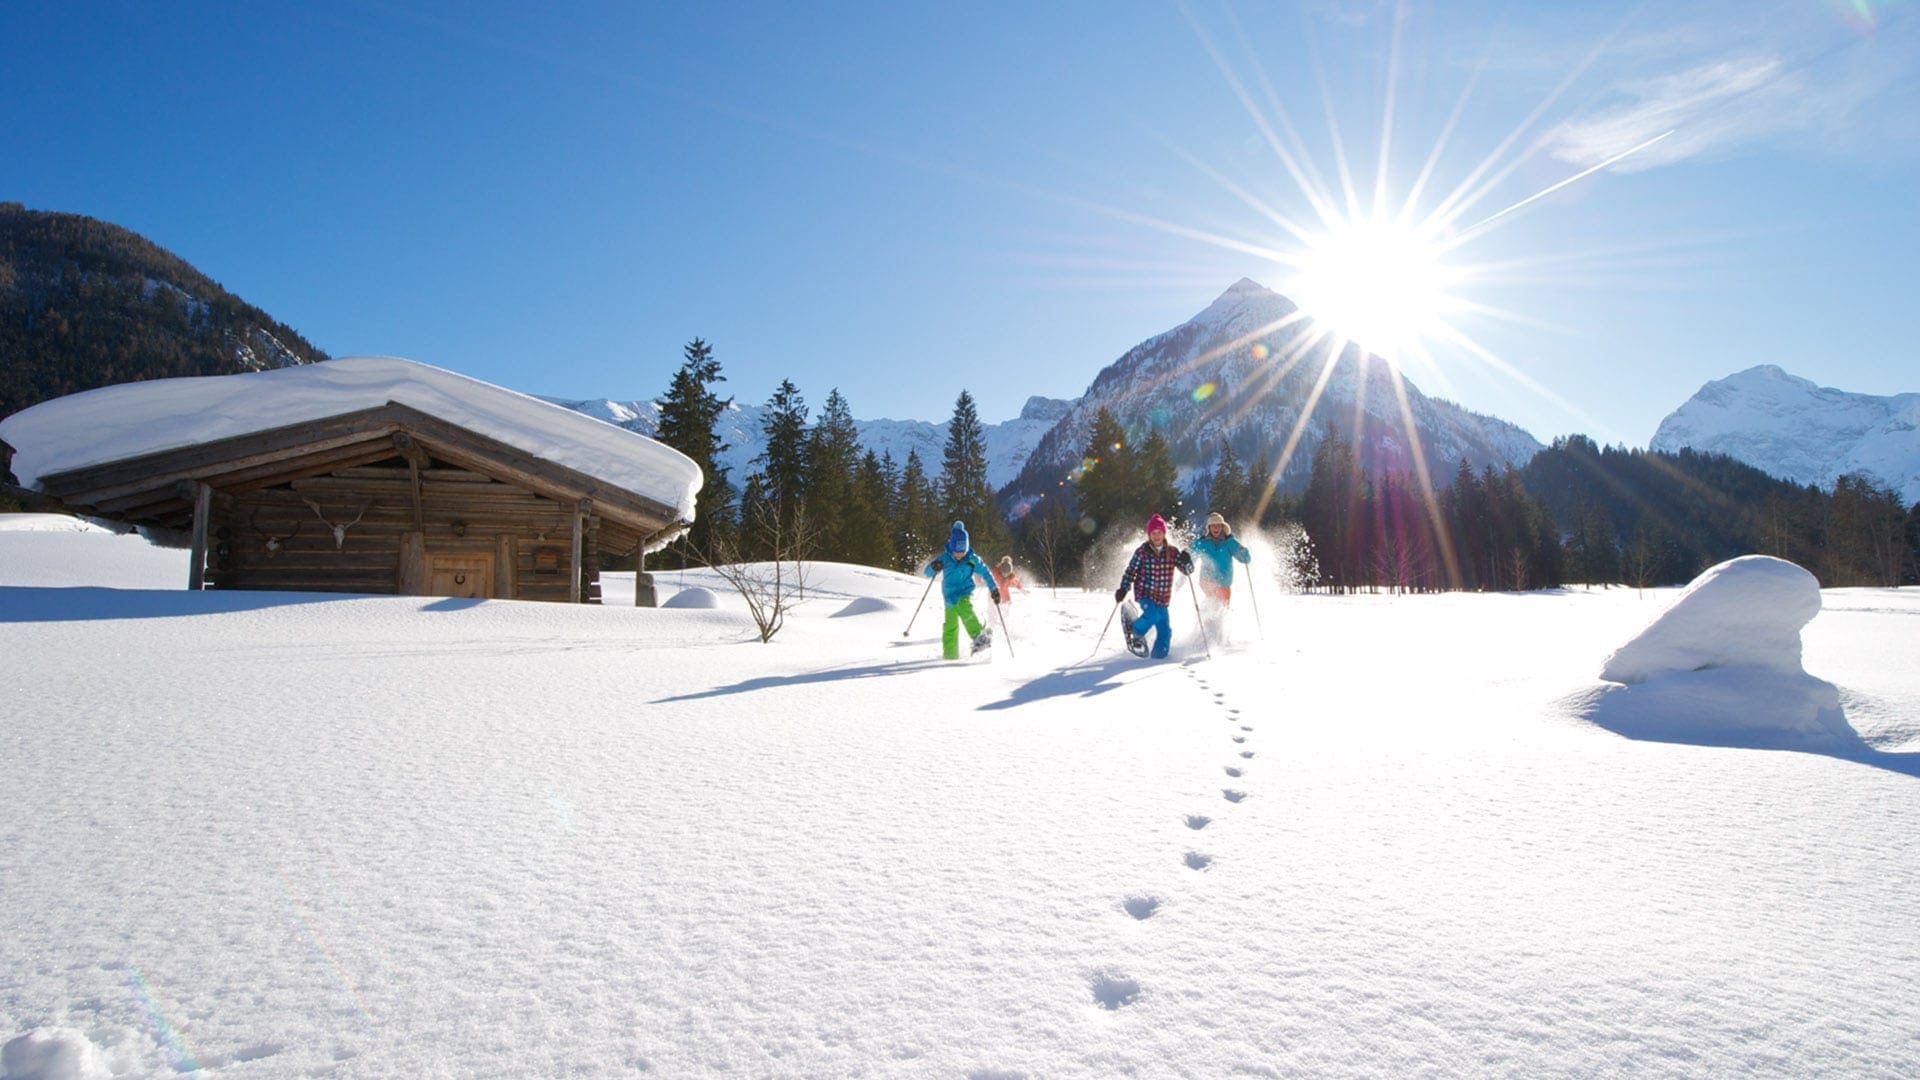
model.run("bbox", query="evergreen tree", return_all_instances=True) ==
[894,450,937,571]
[1300,428,1360,592]
[1072,407,1132,539]
[849,450,898,570]
[652,338,734,562]
[938,390,1008,557]
[756,379,810,530]
[1135,431,1184,529]
[804,388,861,557]
[1208,441,1248,523]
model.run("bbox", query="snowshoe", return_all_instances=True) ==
[971,626,994,655]
[1120,601,1149,658]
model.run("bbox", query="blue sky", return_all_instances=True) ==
[3,1,1915,447]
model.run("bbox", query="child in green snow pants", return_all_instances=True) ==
[924,520,999,660]
[942,595,985,660]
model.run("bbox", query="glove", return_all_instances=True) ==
[990,589,1002,604]
[929,557,945,572]
[1178,552,1194,575]
[1114,586,1127,603]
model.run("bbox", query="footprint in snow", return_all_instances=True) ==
[1240,750,1255,759]
[1185,814,1211,830]
[1240,725,1253,731]
[1090,970,1143,1009]
[1232,735,1246,744]
[1223,789,1248,803]
[1224,767,1243,778]
[1184,851,1214,871]
[1123,895,1162,920]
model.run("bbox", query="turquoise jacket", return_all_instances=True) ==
[926,550,998,604]
[1191,533,1251,585]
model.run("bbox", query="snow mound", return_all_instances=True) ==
[0,514,113,533]
[1579,556,1855,752]
[1601,556,1820,683]
[661,586,720,609]
[830,595,900,618]
[1,1028,112,1080]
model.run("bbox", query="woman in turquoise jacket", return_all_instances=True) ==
[1190,512,1252,605]
[924,520,1001,659]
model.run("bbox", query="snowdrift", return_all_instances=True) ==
[661,586,720,609]
[1573,556,1855,752]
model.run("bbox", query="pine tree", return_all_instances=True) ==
[1072,407,1132,539]
[1135,431,1183,530]
[939,389,1008,557]
[1300,428,1360,592]
[1208,441,1248,523]
[848,449,898,569]
[756,379,809,531]
[805,388,861,558]
[894,451,936,572]
[652,338,734,562]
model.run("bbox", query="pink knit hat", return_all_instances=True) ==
[1145,513,1168,535]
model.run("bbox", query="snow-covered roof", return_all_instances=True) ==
[0,356,702,521]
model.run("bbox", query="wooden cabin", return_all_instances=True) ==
[0,359,699,603]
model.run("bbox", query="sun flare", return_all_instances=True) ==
[1288,217,1457,364]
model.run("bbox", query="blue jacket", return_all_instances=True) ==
[926,550,997,604]
[1191,533,1251,585]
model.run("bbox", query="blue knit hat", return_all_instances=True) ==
[947,520,969,554]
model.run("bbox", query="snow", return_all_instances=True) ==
[659,585,721,609]
[4,532,1920,1077]
[1576,556,1853,753]
[0,357,703,521]
[1651,364,1920,503]
[1601,555,1820,682]
[0,514,115,534]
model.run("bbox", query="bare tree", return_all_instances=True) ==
[698,498,821,643]
[1506,546,1531,593]
[1032,505,1070,597]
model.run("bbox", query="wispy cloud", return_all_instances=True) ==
[1542,8,1919,172]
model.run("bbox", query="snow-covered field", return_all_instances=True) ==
[3,518,1918,1078]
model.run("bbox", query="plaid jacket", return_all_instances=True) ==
[1120,542,1191,606]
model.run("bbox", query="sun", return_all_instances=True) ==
[1287,216,1458,364]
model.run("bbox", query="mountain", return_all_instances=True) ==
[0,202,328,432]
[1002,278,1541,508]
[1651,365,1920,505]
[541,392,1073,491]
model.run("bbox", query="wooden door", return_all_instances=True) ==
[426,553,494,598]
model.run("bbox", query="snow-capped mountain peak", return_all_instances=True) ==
[1007,277,1540,504]
[1651,365,1920,503]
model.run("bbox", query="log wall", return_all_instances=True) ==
[205,466,601,602]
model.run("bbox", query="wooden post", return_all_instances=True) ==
[570,499,590,603]
[398,530,426,594]
[187,481,212,590]
[634,543,656,608]
[495,534,517,600]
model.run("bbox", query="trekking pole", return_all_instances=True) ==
[902,574,936,638]
[1247,569,1266,641]
[992,596,1016,659]
[1071,595,1125,668]
[1185,574,1213,659]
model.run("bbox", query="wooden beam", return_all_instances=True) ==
[188,482,212,590]
[38,405,410,506]
[398,530,426,594]
[570,499,589,603]
[496,534,517,600]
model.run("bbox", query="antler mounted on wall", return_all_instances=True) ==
[248,510,301,557]
[300,497,375,549]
